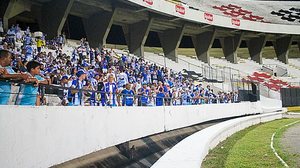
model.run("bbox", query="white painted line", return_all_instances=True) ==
[270,120,300,168]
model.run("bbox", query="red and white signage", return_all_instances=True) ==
[175,4,185,15]
[204,12,213,22]
[231,18,240,26]
[143,0,153,6]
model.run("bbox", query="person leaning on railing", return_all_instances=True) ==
[0,49,30,105]
[15,60,49,106]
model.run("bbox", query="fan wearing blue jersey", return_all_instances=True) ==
[156,88,165,106]
[15,61,48,106]
[105,74,118,106]
[121,83,135,106]
[0,50,30,105]
[69,70,86,106]
[139,82,150,106]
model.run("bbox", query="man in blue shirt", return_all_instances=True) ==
[69,70,86,106]
[0,50,30,105]
[156,88,165,106]
[121,83,135,106]
[15,61,48,106]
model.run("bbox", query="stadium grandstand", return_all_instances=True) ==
[0,0,299,168]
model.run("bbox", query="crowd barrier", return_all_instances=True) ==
[0,102,263,168]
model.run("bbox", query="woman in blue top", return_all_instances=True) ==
[15,61,48,106]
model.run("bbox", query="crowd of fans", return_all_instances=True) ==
[0,23,239,106]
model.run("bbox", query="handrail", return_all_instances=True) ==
[1,78,243,106]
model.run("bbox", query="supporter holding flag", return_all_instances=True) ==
[15,61,49,106]
[0,50,30,105]
[121,83,134,106]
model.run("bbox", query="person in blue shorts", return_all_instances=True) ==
[0,50,30,105]
[121,83,135,106]
[15,61,48,106]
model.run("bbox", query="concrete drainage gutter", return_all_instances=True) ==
[151,111,285,168]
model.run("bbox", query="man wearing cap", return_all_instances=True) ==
[70,70,86,106]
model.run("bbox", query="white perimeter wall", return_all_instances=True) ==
[151,112,284,168]
[0,102,264,168]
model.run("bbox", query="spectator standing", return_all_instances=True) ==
[105,74,118,106]
[0,50,29,105]
[70,70,86,106]
[121,83,134,106]
[15,61,48,106]
[156,88,165,106]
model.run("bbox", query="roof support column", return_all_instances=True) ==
[83,10,115,49]
[273,36,292,64]
[192,30,216,65]
[247,36,266,64]
[40,0,74,39]
[158,26,185,63]
[3,0,31,31]
[123,19,153,58]
[220,33,243,64]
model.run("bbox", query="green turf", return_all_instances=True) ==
[202,118,300,168]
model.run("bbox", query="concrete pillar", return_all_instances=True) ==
[3,0,31,31]
[39,0,74,39]
[123,19,153,58]
[192,30,216,65]
[158,26,185,62]
[273,36,292,64]
[220,33,243,64]
[83,10,115,49]
[247,36,266,64]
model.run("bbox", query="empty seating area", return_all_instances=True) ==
[271,8,300,22]
[176,0,300,25]
[212,4,265,22]
[246,71,293,91]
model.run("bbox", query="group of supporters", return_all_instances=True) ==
[0,24,239,106]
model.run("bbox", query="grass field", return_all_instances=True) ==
[202,118,300,168]
[105,44,300,59]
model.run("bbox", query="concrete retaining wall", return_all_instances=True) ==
[0,102,262,168]
[151,111,284,168]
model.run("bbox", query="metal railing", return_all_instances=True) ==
[0,79,242,106]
